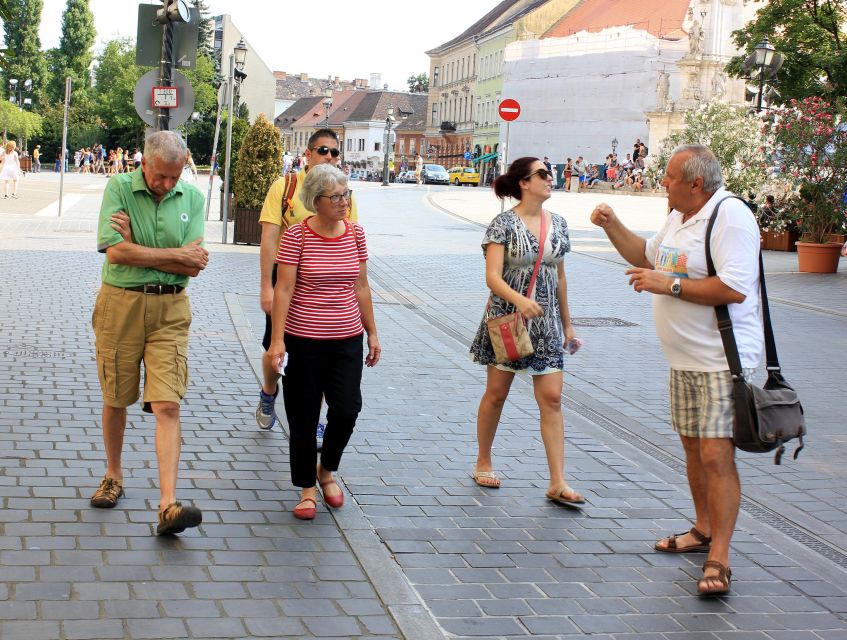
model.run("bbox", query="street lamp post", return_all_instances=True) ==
[323,88,333,129]
[8,79,33,152]
[611,137,618,155]
[742,37,783,113]
[222,38,248,244]
[381,105,395,187]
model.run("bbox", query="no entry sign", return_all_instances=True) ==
[498,98,521,122]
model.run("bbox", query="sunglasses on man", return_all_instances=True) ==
[524,168,553,181]
[311,145,341,158]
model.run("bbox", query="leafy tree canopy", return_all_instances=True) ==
[47,0,96,103]
[727,0,847,102]
[407,72,429,93]
[2,0,49,107]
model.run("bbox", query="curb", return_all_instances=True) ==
[225,292,446,640]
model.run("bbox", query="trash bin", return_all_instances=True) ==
[19,156,32,173]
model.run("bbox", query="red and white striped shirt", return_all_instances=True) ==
[276,219,368,339]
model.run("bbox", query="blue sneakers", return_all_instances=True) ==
[256,387,278,430]
[316,422,326,451]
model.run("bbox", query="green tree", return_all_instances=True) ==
[93,38,145,149]
[649,103,769,197]
[47,0,96,103]
[233,113,282,209]
[407,72,429,93]
[193,0,215,60]
[2,0,49,107]
[728,0,847,102]
[216,113,248,193]
[0,0,14,67]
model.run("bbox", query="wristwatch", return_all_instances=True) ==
[670,277,682,298]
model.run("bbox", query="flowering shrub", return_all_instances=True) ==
[763,97,847,243]
[651,103,769,197]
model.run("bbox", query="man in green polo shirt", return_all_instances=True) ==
[91,130,209,536]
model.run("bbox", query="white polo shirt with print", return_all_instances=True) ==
[645,188,763,372]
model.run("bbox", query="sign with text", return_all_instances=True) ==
[152,86,179,108]
[498,98,521,122]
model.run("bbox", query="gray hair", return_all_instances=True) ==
[300,164,348,213]
[143,130,188,164]
[671,144,723,194]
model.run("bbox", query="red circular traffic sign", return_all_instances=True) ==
[498,98,521,122]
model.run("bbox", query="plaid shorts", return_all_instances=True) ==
[669,368,754,439]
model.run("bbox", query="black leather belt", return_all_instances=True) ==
[124,284,184,295]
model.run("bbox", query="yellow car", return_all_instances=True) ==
[448,166,480,186]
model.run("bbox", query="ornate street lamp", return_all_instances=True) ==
[381,105,395,186]
[222,38,249,243]
[742,37,783,112]
[323,87,333,129]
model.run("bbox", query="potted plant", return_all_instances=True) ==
[232,114,282,245]
[763,97,847,272]
[757,191,800,251]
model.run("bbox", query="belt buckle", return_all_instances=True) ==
[144,284,163,295]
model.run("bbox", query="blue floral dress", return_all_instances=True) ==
[469,209,571,373]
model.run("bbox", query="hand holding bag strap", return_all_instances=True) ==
[485,211,548,317]
[704,196,780,376]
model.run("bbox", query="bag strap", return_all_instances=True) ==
[485,211,548,317]
[281,173,297,219]
[704,195,780,377]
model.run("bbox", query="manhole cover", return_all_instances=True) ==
[571,317,637,327]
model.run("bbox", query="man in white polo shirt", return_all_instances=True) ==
[590,144,762,597]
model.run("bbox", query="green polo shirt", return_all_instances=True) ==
[97,169,205,288]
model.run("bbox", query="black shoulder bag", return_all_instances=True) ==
[704,196,805,464]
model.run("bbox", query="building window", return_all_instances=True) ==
[433,67,439,87]
[375,142,381,152]
[399,140,405,155]
[432,104,437,126]
[358,138,365,151]
[410,138,415,153]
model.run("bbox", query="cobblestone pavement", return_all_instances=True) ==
[0,174,845,639]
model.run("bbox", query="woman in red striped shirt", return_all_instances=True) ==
[269,164,381,520]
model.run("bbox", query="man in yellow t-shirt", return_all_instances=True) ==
[256,129,358,433]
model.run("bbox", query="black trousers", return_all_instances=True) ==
[282,333,363,488]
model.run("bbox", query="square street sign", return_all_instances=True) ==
[135,4,200,69]
[152,86,179,108]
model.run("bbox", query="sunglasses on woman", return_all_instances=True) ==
[311,145,341,158]
[319,190,353,204]
[524,168,553,181]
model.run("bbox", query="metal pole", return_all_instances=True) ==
[500,120,510,213]
[756,66,765,113]
[205,82,226,221]
[158,0,174,131]
[222,53,235,244]
[58,78,71,218]
[381,119,391,186]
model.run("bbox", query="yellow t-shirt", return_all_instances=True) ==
[258,170,358,230]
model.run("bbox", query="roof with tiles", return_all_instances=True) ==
[274,96,323,130]
[427,0,549,53]
[346,91,429,125]
[542,0,690,40]
[274,72,368,101]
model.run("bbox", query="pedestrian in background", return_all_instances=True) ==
[591,144,762,596]
[90,130,209,536]
[0,140,22,199]
[469,157,584,505]
[268,164,381,520]
[32,144,41,173]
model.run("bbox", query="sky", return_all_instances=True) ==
[33,0,504,90]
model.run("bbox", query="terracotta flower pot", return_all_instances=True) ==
[796,242,842,273]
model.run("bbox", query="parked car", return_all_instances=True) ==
[421,164,449,185]
[394,171,416,183]
[349,170,367,181]
[448,166,480,186]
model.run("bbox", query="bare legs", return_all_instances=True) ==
[101,401,183,511]
[261,350,280,395]
[665,435,739,590]
[475,367,574,492]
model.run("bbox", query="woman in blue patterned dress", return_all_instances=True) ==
[469,157,584,504]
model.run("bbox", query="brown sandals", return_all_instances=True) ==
[654,526,711,553]
[698,560,732,596]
